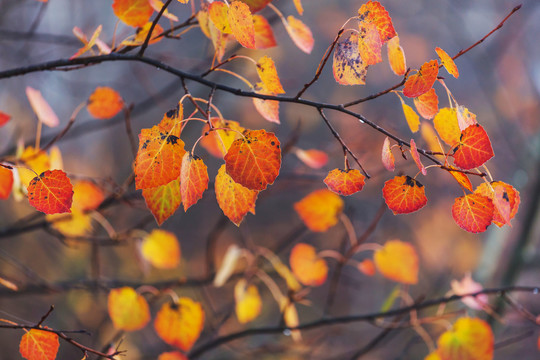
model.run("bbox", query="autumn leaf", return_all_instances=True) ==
[215,164,258,226]
[180,153,209,211]
[381,136,395,171]
[158,352,188,360]
[399,97,420,133]
[403,60,439,98]
[450,273,488,310]
[285,15,314,54]
[142,178,182,225]
[108,287,151,331]
[295,148,328,169]
[265,251,302,291]
[434,107,460,146]
[447,167,473,192]
[323,168,365,196]
[141,229,181,269]
[27,170,73,215]
[253,90,280,124]
[72,180,104,211]
[235,279,262,323]
[228,1,256,49]
[452,193,494,233]
[200,118,244,157]
[281,300,301,341]
[87,87,124,120]
[357,259,376,276]
[154,298,205,351]
[253,14,277,49]
[19,329,59,360]
[26,86,60,127]
[0,111,11,127]
[358,21,382,66]
[209,1,232,33]
[0,166,13,200]
[112,0,154,27]
[294,189,344,232]
[421,122,444,154]
[333,32,367,85]
[410,139,426,175]
[436,318,493,360]
[208,19,232,62]
[149,0,178,22]
[290,243,328,286]
[436,47,459,78]
[239,0,272,13]
[387,35,406,76]
[18,146,50,187]
[214,244,242,286]
[382,175,427,214]
[70,25,102,59]
[374,239,419,284]
[456,106,477,132]
[358,1,396,43]
[159,104,183,136]
[475,181,520,227]
[453,124,494,170]
[256,56,285,94]
[224,129,281,191]
[121,22,164,46]
[414,88,439,119]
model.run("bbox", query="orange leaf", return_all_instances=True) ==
[19,329,59,360]
[228,1,256,49]
[475,181,520,227]
[410,139,426,175]
[374,239,418,284]
[159,105,183,136]
[435,47,459,78]
[381,136,395,171]
[256,56,285,94]
[234,279,262,323]
[0,166,14,200]
[433,107,460,146]
[239,0,272,13]
[253,14,277,49]
[142,178,182,225]
[200,118,244,157]
[387,35,406,76]
[295,148,328,169]
[357,259,376,276]
[154,298,205,351]
[358,0,396,43]
[0,111,11,126]
[26,87,59,128]
[141,229,181,269]
[414,88,439,119]
[72,180,104,211]
[70,25,102,59]
[285,15,314,54]
[27,170,73,215]
[112,0,154,27]
[149,0,178,22]
[47,208,93,238]
[447,167,473,192]
[403,60,439,98]
[358,21,382,66]
[158,352,188,360]
[382,175,427,214]
[293,0,303,15]
[209,1,232,33]
[333,32,367,85]
[87,87,124,120]
[224,129,281,191]
[324,168,366,196]
[436,318,493,360]
[215,164,258,226]
[180,153,208,211]
[134,125,186,189]
[400,98,420,133]
[294,189,344,232]
[121,22,164,46]
[290,243,328,286]
[452,193,494,233]
[253,90,280,124]
[108,287,151,331]
[453,124,494,170]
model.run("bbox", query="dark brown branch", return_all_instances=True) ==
[123,104,137,157]
[137,0,174,57]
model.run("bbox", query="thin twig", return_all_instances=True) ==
[138,0,174,57]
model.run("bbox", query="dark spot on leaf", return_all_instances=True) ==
[503,192,509,202]
[166,135,180,145]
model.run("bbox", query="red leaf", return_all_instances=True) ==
[180,153,209,211]
[112,0,154,27]
[215,164,258,226]
[253,14,277,49]
[228,1,256,49]
[382,175,427,214]
[27,170,73,214]
[403,60,439,98]
[0,111,11,126]
[295,148,328,169]
[19,329,59,360]
[413,88,438,119]
[0,166,14,199]
[453,124,494,170]
[285,15,314,54]
[323,168,365,196]
[358,21,382,66]
[452,193,494,233]
[410,139,426,175]
[475,181,520,227]
[447,167,473,192]
[87,87,124,120]
[358,1,396,43]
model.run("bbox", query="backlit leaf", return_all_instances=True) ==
[475,181,520,227]
[381,136,395,171]
[295,148,328,169]
[142,178,182,225]
[253,15,277,49]
[209,1,231,33]
[224,129,281,191]
[400,99,420,133]
[0,166,13,199]
[450,273,488,310]
[121,22,164,46]
[200,118,244,157]
[197,7,212,38]
[256,56,285,94]
[26,87,59,128]
[149,0,178,21]
[207,14,233,61]
[112,0,154,27]
[453,125,494,170]
[403,60,439,98]
[323,168,365,196]
[266,252,302,291]
[228,1,256,49]
[434,107,460,146]
[290,243,328,286]
[234,279,262,323]
[436,47,459,78]
[215,164,258,226]
[358,21,382,66]
[333,32,367,85]
[158,352,187,360]
[70,25,102,59]
[0,111,11,126]
[387,35,406,76]
[452,193,494,233]
[154,298,204,351]
[141,229,181,269]
[19,146,50,187]
[158,104,184,135]
[238,0,272,13]
[180,153,208,211]
[382,175,427,214]
[456,105,477,132]
[358,1,396,42]
[253,89,280,124]
[19,329,59,360]
[374,239,418,284]
[285,15,314,54]
[414,88,438,119]
[436,318,493,360]
[294,189,344,232]
[214,244,242,287]
[447,167,473,192]
[357,259,376,276]
[48,208,93,237]
[27,170,73,215]
[72,180,104,211]
[293,0,303,15]
[87,87,124,120]
[421,122,444,154]
[108,287,150,331]
[410,139,426,175]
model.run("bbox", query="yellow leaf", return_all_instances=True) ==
[214,244,242,287]
[434,107,460,146]
[141,229,181,269]
[108,287,151,331]
[436,318,494,360]
[374,240,419,284]
[235,279,262,323]
[294,189,344,232]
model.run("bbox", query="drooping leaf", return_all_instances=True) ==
[381,136,395,171]
[26,86,59,128]
[158,103,184,135]
[209,1,231,33]
[293,0,303,15]
[403,60,439,98]
[290,243,328,286]
[180,153,208,211]
[27,170,73,215]
[234,279,262,323]
[358,21,382,66]
[414,88,439,119]
[453,124,494,170]
[358,0,396,43]
[452,193,494,233]
[0,111,11,126]
[200,118,244,157]
[108,287,151,331]
[475,181,520,227]
[357,259,376,276]
[295,148,328,169]
[387,35,406,76]
[374,239,419,284]
[285,15,314,54]
[141,229,181,269]
[410,139,426,175]
[456,105,477,132]
[121,22,164,46]
[142,178,182,225]
[265,251,302,291]
[238,0,272,13]
[19,329,59,360]
[421,122,444,154]
[253,89,280,124]
[158,352,188,360]
[224,129,281,191]
[197,6,212,38]
[450,273,488,310]
[323,168,365,196]
[87,87,124,120]
[214,244,242,287]
[208,18,232,62]
[447,167,473,192]
[112,0,154,27]
[228,1,256,49]
[256,56,285,94]
[333,32,367,85]
[400,98,420,133]
[434,107,460,146]
[215,164,258,226]
[253,14,277,49]
[436,47,459,78]
[0,166,14,200]
[154,298,205,351]
[70,25,102,59]
[294,189,344,232]
[149,0,178,21]
[281,300,301,341]
[72,180,105,211]
[436,318,494,360]
[382,175,427,214]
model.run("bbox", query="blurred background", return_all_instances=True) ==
[0,0,539,358]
